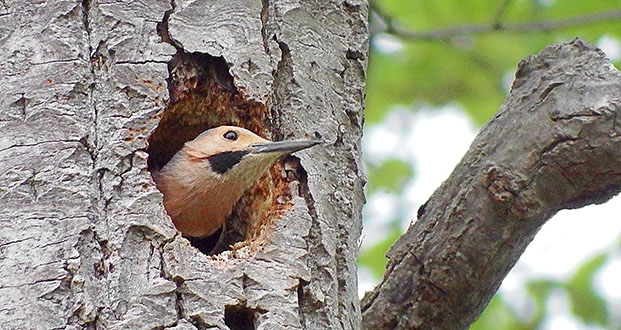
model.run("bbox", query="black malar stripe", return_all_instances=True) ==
[206,150,249,174]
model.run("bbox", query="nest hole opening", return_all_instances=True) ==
[225,304,264,330]
[147,51,294,256]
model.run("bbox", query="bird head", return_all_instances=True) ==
[183,126,321,183]
[154,125,321,238]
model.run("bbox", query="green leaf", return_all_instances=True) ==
[358,229,401,279]
[366,158,413,194]
[525,279,561,327]
[378,0,497,30]
[537,0,621,20]
[470,294,528,330]
[564,253,609,326]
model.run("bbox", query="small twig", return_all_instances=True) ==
[371,5,621,41]
[492,0,513,28]
[369,0,398,35]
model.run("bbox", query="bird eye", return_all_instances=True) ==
[223,131,238,141]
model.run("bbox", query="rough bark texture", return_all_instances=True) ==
[0,0,367,329]
[361,39,621,330]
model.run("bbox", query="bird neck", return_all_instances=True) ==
[155,150,268,237]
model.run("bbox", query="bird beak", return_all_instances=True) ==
[251,139,322,154]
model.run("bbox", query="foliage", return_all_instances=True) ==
[471,254,610,329]
[564,253,609,326]
[366,0,621,125]
[366,158,413,194]
[361,0,621,329]
[358,228,402,279]
[470,295,529,330]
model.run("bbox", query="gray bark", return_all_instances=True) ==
[0,0,367,329]
[361,39,621,329]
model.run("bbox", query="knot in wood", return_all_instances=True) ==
[483,165,526,205]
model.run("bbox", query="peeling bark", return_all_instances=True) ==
[361,39,621,330]
[1,0,366,329]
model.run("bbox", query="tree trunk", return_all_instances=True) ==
[361,39,621,330]
[4,1,618,329]
[0,0,367,329]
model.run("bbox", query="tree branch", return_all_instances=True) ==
[361,39,621,329]
[371,4,621,41]
[491,0,513,28]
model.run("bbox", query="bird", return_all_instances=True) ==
[152,125,321,239]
